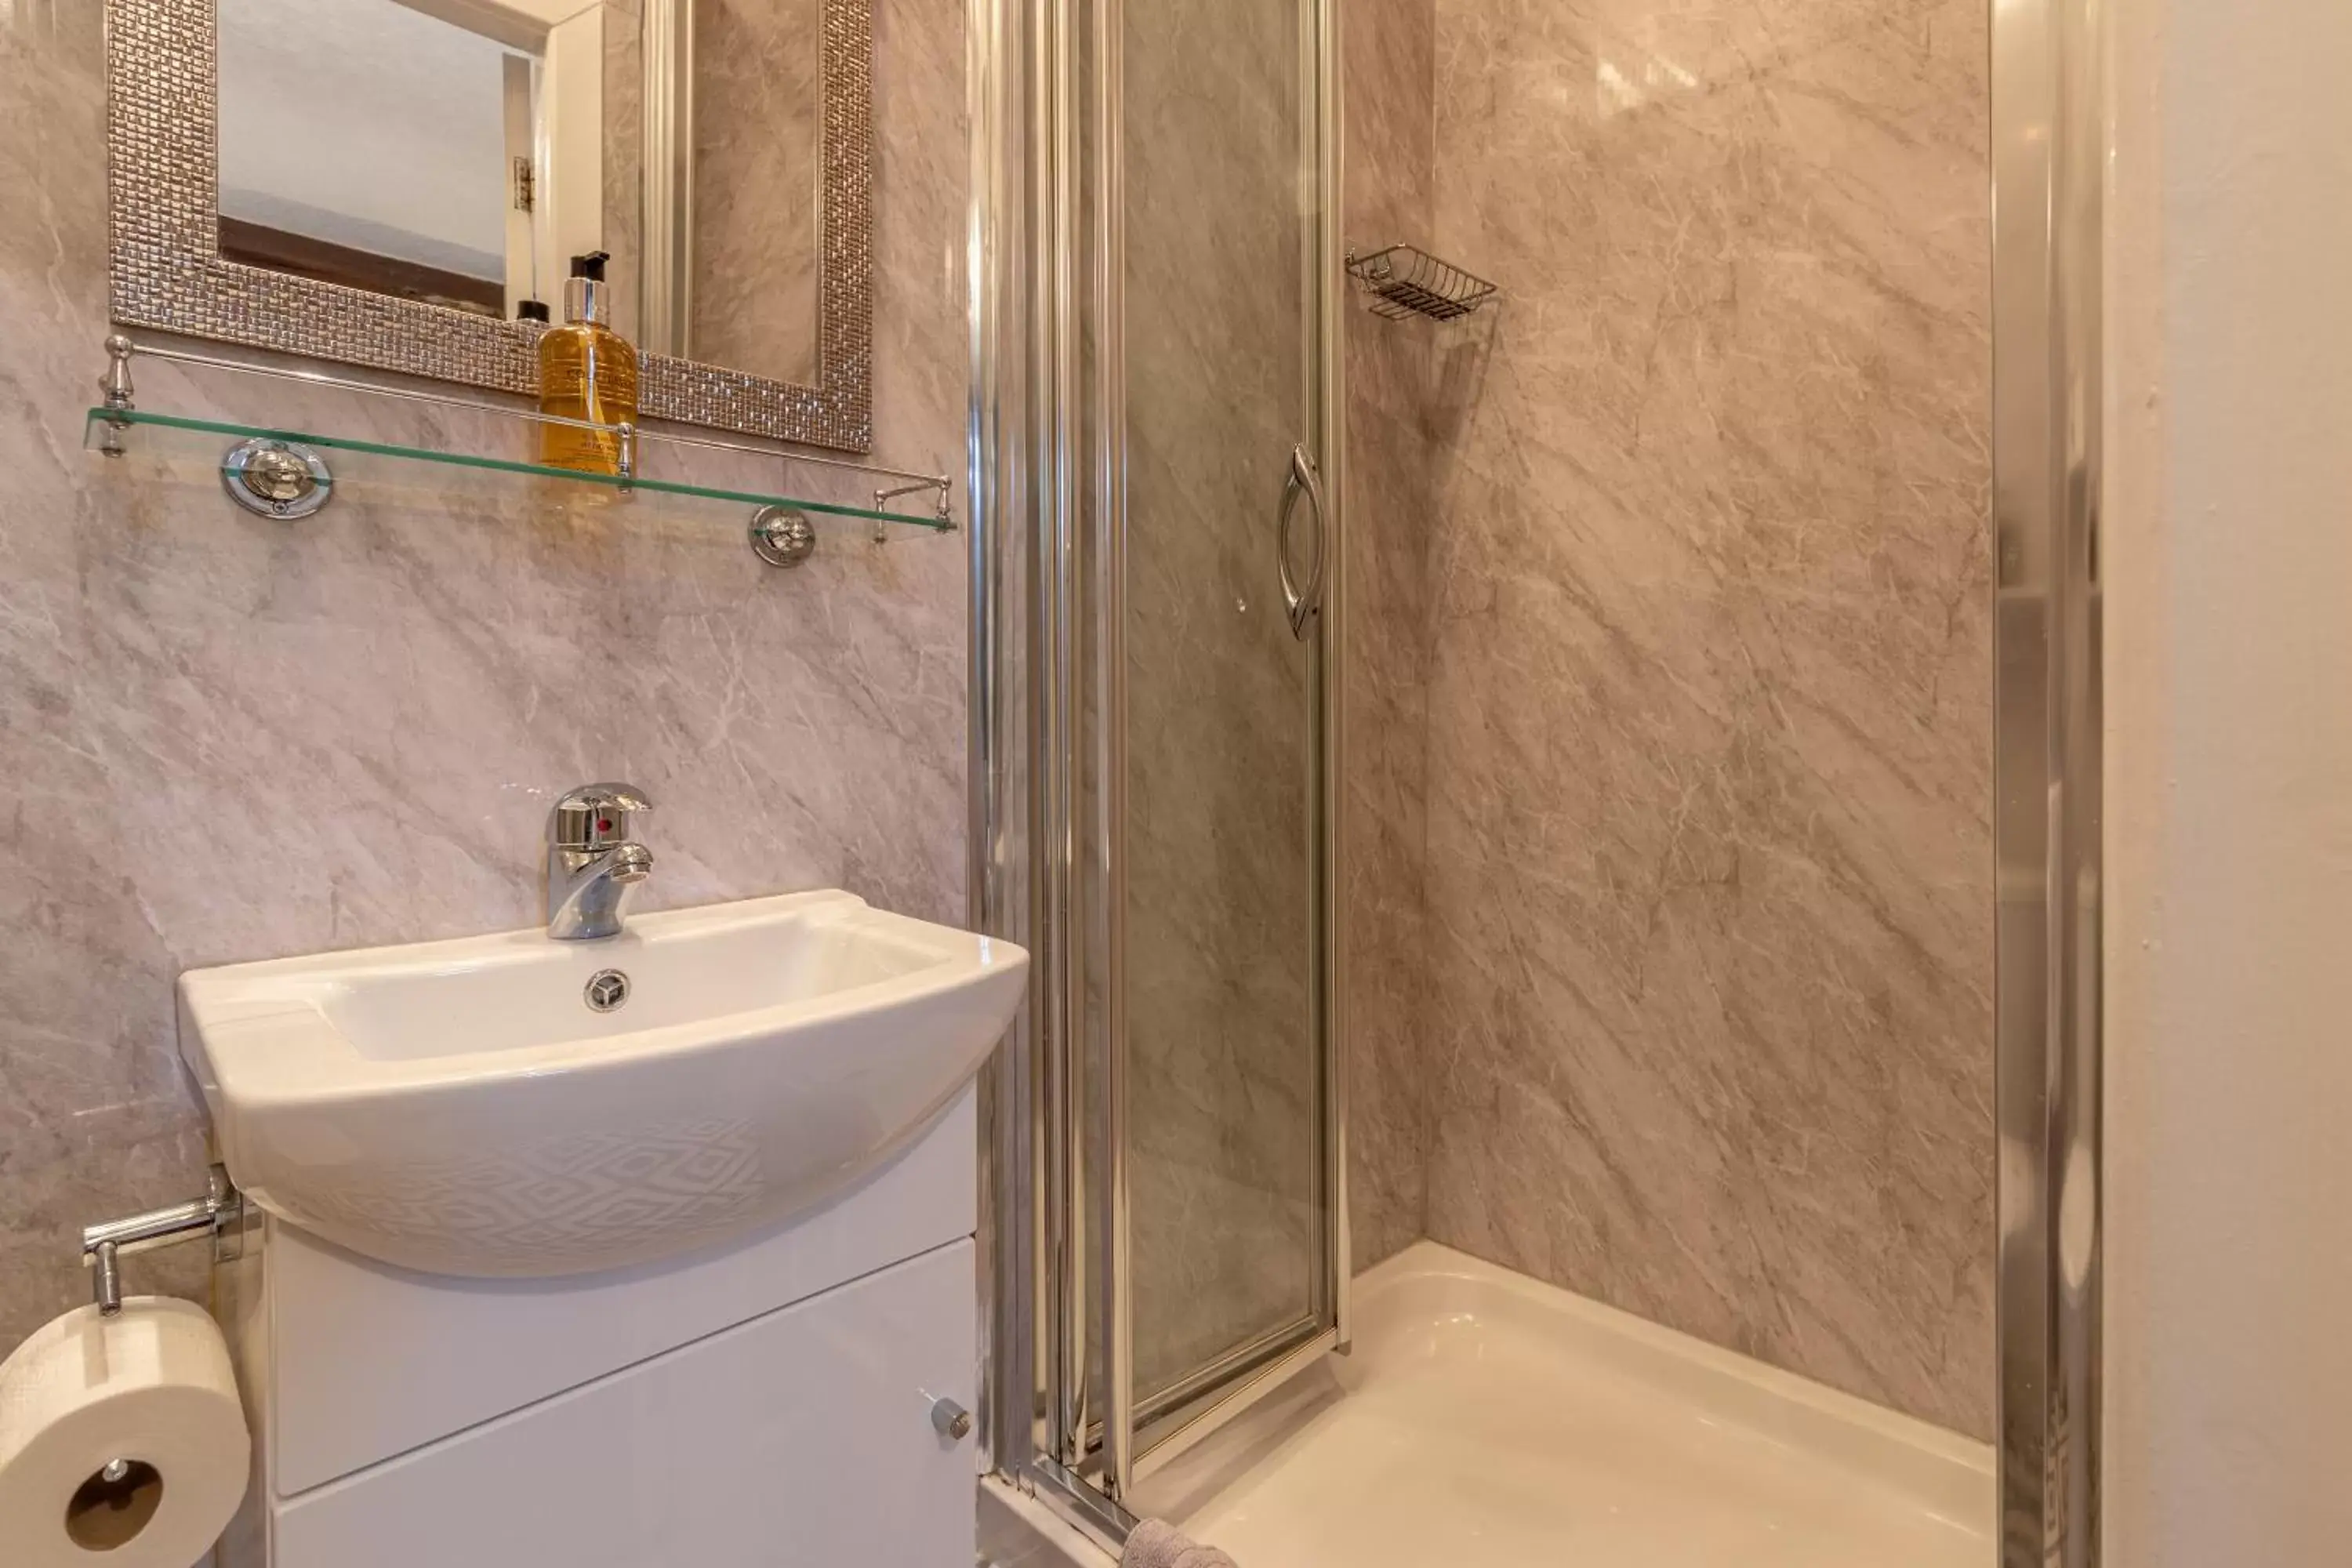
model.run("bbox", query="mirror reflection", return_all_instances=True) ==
[215,0,827,387]
[675,0,823,386]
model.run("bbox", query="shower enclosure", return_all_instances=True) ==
[971,0,2103,1558]
[968,0,1348,1524]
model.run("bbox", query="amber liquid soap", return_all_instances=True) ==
[538,251,640,475]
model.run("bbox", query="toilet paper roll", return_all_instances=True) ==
[0,1296,249,1568]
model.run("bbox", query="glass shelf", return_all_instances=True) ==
[84,408,956,538]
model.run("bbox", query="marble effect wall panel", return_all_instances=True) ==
[1341,0,1440,1273]
[690,0,822,383]
[602,0,644,343]
[0,0,968,1350]
[1414,0,1995,1436]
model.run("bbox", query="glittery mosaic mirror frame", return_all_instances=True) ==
[105,0,876,452]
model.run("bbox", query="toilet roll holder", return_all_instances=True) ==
[78,1166,246,1317]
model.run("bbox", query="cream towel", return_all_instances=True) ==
[1121,1518,1240,1568]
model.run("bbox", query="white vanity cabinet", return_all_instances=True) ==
[215,1092,980,1568]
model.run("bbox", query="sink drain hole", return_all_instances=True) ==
[584,970,630,1012]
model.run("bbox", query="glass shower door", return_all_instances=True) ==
[977,0,1343,1517]
[1121,0,1326,1419]
[1062,0,1342,1502]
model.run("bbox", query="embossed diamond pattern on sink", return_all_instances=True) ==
[292,1122,766,1274]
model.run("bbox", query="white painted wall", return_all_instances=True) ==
[2103,1,2352,1561]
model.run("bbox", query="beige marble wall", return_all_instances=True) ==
[0,0,968,1352]
[1341,0,1439,1273]
[1411,0,1995,1435]
[689,0,822,383]
[601,0,644,343]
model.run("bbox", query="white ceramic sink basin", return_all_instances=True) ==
[177,891,1028,1278]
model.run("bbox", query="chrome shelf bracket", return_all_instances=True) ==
[222,435,333,520]
[874,477,955,543]
[97,332,136,456]
[749,505,818,568]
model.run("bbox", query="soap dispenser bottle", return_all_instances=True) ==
[537,251,640,475]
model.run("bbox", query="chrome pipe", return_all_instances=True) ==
[117,336,612,431]
[1991,0,2104,1560]
[1316,0,1352,1355]
[1045,0,1087,1472]
[1018,0,1050,1465]
[1090,0,1136,1505]
[967,0,1035,1482]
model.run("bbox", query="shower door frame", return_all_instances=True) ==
[968,0,1349,1541]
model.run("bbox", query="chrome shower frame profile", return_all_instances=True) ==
[1990,0,2103,1563]
[967,0,1348,1543]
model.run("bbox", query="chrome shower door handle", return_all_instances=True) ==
[1277,444,1328,640]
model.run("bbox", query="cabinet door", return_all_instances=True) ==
[274,1240,976,1568]
[270,1093,977,1496]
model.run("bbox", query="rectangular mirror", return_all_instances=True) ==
[110,0,871,450]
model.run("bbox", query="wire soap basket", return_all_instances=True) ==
[1345,244,1498,322]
